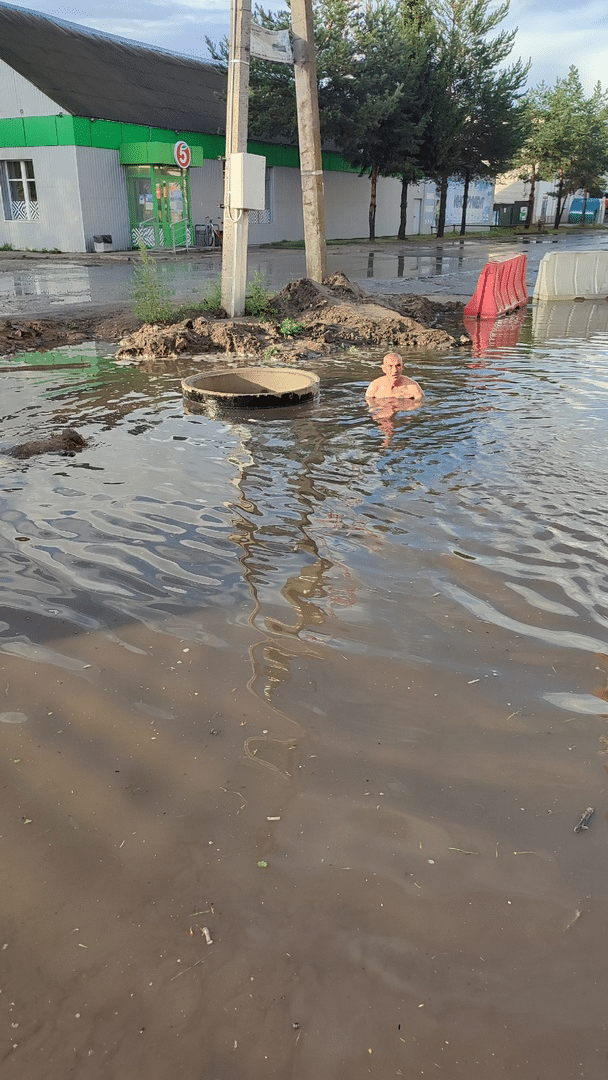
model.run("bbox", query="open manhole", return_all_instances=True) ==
[181,367,320,409]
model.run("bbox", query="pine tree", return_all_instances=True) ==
[424,0,528,238]
[512,68,608,230]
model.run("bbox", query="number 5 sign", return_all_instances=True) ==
[174,141,192,168]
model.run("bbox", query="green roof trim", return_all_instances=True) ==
[0,115,356,172]
[120,141,204,166]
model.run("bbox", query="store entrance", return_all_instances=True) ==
[126,165,192,248]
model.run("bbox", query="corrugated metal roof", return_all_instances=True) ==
[0,1,227,134]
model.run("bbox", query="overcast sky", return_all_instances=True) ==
[4,0,608,93]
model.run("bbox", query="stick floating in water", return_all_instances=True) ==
[574,807,595,833]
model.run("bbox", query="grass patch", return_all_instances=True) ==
[132,244,175,324]
[245,269,274,317]
[199,275,224,313]
[264,239,306,249]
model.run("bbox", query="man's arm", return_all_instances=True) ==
[406,379,424,401]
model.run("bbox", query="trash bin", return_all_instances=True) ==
[93,234,112,253]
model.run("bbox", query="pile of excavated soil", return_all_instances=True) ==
[0,311,141,358]
[0,274,468,361]
[115,274,469,362]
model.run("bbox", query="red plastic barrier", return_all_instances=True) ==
[464,254,528,319]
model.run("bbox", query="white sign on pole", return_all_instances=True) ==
[250,23,293,63]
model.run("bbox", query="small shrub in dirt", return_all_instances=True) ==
[199,275,224,314]
[132,244,175,324]
[262,344,281,361]
[279,317,305,337]
[245,270,274,317]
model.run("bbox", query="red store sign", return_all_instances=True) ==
[174,141,192,168]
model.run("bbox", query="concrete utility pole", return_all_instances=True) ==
[291,0,327,282]
[221,0,252,317]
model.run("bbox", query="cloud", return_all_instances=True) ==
[504,0,608,90]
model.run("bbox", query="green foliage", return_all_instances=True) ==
[1,242,15,251]
[199,275,224,313]
[279,317,305,337]
[262,344,281,361]
[320,0,436,240]
[513,67,608,229]
[245,270,274,317]
[132,244,175,324]
[424,0,529,236]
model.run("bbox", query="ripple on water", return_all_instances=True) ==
[1,332,608,683]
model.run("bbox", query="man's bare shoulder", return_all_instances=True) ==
[365,376,385,398]
[396,377,424,400]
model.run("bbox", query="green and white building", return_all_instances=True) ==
[0,2,488,252]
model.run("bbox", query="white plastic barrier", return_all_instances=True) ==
[533,251,608,300]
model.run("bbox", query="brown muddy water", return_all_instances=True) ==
[1,316,608,1080]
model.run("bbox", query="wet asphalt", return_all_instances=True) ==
[1,231,607,320]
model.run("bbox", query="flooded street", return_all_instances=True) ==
[3,230,606,316]
[2,295,608,1078]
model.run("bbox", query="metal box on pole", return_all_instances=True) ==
[229,153,266,210]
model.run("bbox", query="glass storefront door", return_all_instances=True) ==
[126,165,192,249]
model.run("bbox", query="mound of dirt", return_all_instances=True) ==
[0,273,468,362]
[8,427,88,459]
[115,274,468,361]
[275,272,465,331]
[0,311,141,358]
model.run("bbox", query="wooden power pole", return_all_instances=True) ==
[291,0,327,282]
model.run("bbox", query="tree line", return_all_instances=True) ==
[206,0,608,239]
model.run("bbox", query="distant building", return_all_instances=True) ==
[493,170,576,227]
[0,2,493,252]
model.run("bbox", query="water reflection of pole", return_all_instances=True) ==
[397,254,405,278]
[367,251,375,278]
[226,421,334,707]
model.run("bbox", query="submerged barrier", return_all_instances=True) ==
[533,250,608,300]
[464,253,528,319]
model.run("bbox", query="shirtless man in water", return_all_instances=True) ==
[365,352,424,401]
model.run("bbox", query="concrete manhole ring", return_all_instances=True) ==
[181,366,320,408]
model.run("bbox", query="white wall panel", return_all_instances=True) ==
[193,163,435,246]
[75,146,131,251]
[0,61,64,119]
[0,145,85,251]
[190,159,224,230]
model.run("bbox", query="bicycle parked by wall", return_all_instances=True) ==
[195,217,222,248]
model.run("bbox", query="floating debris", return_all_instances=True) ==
[574,807,595,833]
